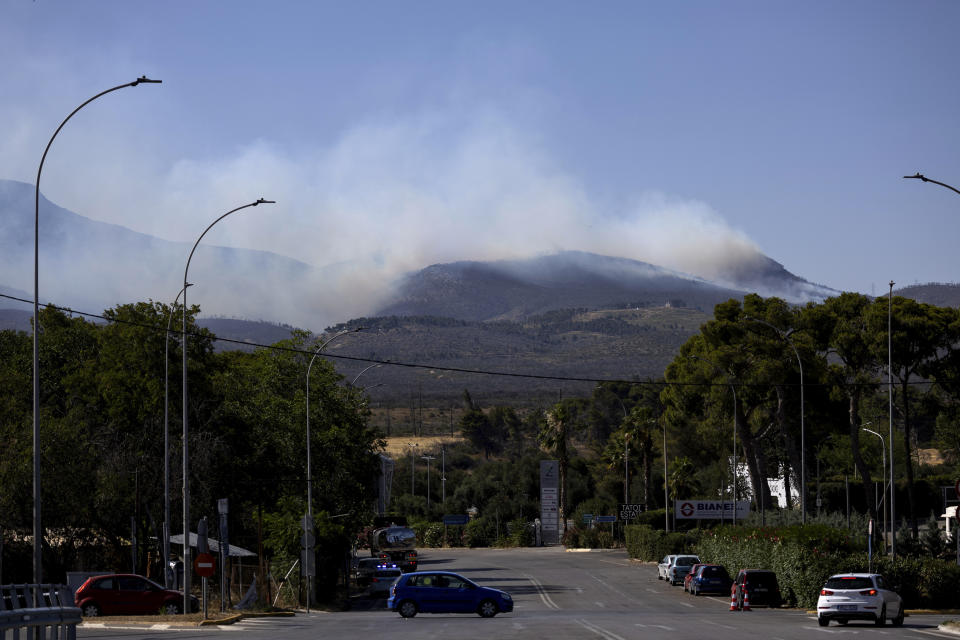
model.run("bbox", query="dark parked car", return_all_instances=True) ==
[74,574,198,616]
[387,571,513,618]
[732,569,782,609]
[689,564,733,596]
[683,563,705,592]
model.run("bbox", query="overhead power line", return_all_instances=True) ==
[0,292,938,389]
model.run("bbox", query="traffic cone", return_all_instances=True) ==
[729,588,737,611]
[742,587,751,611]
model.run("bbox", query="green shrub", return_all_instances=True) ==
[422,523,444,548]
[508,518,534,547]
[625,524,690,561]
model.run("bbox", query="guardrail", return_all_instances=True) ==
[0,584,81,640]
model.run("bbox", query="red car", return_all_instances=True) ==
[683,564,705,592]
[74,574,198,616]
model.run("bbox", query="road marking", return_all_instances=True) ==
[523,573,561,610]
[635,623,675,631]
[597,558,632,567]
[680,601,695,608]
[577,618,626,640]
[909,631,954,638]
[595,601,606,608]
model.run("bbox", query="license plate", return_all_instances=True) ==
[837,605,857,611]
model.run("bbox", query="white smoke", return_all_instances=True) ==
[4,109,766,329]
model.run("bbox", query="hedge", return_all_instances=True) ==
[626,523,960,609]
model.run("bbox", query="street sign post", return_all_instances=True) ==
[193,552,215,578]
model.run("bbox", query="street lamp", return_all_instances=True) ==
[182,198,274,613]
[163,282,191,588]
[350,363,382,387]
[690,355,739,524]
[888,280,896,558]
[903,173,960,196]
[306,328,364,518]
[862,425,887,553]
[624,432,630,506]
[32,75,161,585]
[421,456,436,509]
[745,316,806,524]
[408,443,419,496]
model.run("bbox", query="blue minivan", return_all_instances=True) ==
[388,571,513,618]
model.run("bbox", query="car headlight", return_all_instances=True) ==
[503,593,512,600]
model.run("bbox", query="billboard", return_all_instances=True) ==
[675,500,750,520]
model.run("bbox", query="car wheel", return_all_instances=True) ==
[162,601,182,615]
[478,599,499,618]
[82,603,101,617]
[398,600,418,618]
[817,615,829,627]
[875,605,886,627]
[892,608,904,627]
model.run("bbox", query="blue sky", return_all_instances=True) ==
[2,0,959,322]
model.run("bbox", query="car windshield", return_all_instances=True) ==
[675,556,698,566]
[825,577,873,590]
[700,566,729,578]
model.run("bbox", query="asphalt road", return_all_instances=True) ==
[78,547,959,640]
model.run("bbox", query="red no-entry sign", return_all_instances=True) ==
[194,552,216,578]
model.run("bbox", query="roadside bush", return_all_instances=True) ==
[463,517,495,548]
[422,523,445,548]
[625,524,689,561]
[508,518,534,547]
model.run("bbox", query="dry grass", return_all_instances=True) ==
[383,435,463,457]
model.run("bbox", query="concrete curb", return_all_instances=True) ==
[939,623,960,636]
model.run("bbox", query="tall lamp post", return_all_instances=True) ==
[306,328,363,518]
[182,198,274,613]
[690,355,739,523]
[888,280,896,558]
[862,425,887,552]
[408,443,418,496]
[164,282,191,588]
[745,317,806,523]
[32,76,161,585]
[421,456,436,509]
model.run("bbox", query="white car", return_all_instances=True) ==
[817,573,904,627]
[657,555,677,581]
[368,567,403,597]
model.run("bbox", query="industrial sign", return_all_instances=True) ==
[443,514,469,526]
[675,500,750,520]
[596,515,616,523]
[540,460,559,545]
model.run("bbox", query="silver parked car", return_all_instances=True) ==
[817,573,904,627]
[668,555,701,586]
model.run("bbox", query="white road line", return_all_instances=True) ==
[523,573,561,610]
[597,559,632,567]
[635,623,676,631]
[909,630,955,638]
[595,601,606,608]
[680,601,695,608]
[577,618,627,640]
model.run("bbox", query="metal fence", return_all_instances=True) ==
[0,584,81,640]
